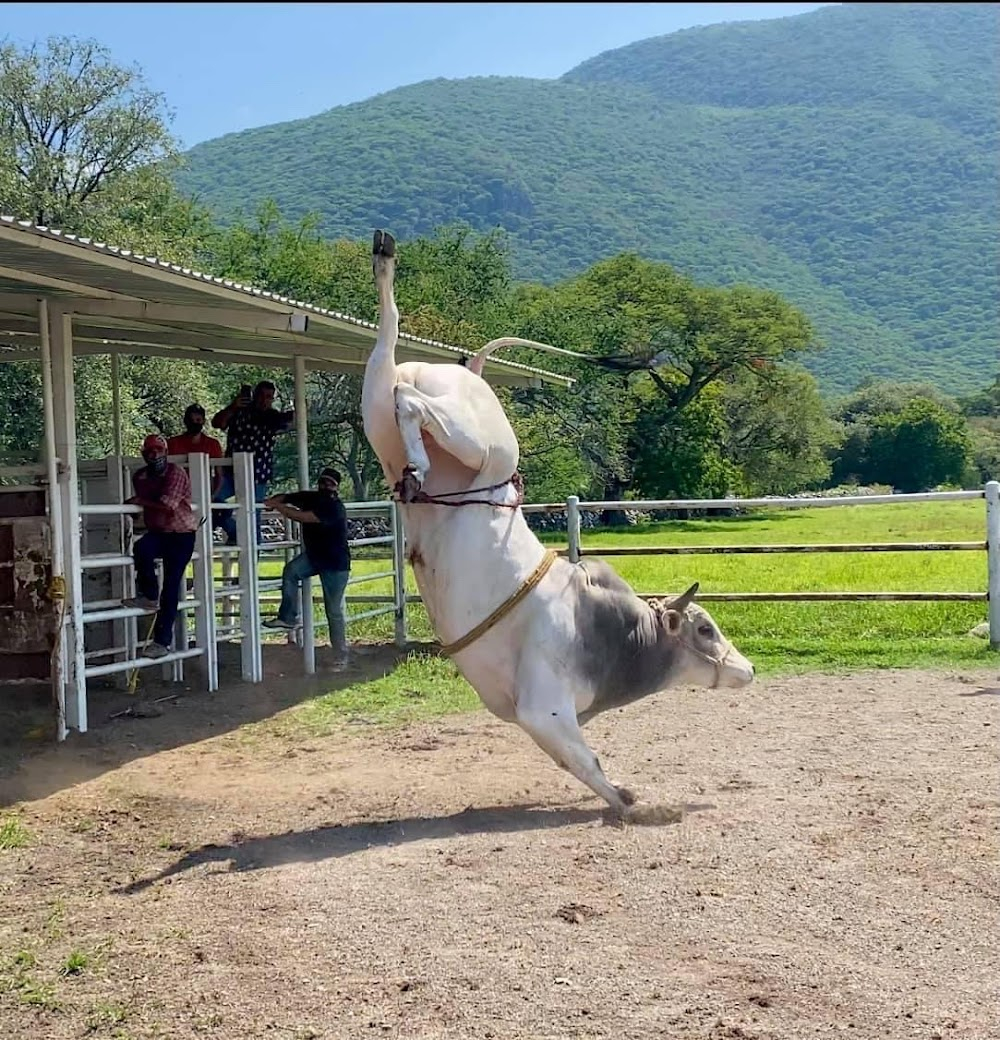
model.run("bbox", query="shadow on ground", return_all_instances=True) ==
[117,799,713,894]
[0,640,440,808]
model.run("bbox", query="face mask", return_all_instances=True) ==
[184,420,203,435]
[147,456,167,476]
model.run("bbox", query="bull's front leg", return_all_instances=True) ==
[393,381,513,502]
[514,659,637,819]
[393,384,433,502]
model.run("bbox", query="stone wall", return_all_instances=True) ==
[0,488,55,685]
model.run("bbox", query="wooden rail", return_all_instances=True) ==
[287,485,1000,647]
[578,541,986,556]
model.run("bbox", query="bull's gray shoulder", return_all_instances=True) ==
[577,557,636,596]
[569,556,648,629]
[568,559,679,723]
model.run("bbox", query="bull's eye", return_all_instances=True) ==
[697,624,714,639]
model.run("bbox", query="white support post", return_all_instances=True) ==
[294,355,315,674]
[220,463,236,632]
[171,612,186,683]
[49,306,86,733]
[566,495,582,564]
[109,355,127,687]
[110,354,123,459]
[391,501,407,646]
[986,480,1000,649]
[233,450,262,682]
[38,299,67,741]
[189,451,218,690]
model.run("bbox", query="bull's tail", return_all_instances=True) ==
[467,337,585,377]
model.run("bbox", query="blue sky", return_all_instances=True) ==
[4,2,835,148]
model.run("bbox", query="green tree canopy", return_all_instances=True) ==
[505,253,822,503]
[0,36,179,230]
[867,398,972,492]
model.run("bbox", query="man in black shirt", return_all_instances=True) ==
[262,467,352,663]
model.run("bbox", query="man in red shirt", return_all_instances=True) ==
[122,434,199,659]
[167,404,224,495]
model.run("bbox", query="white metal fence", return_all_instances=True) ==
[1,451,410,735]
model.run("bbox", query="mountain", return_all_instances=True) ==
[177,3,999,396]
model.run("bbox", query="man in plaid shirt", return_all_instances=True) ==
[122,434,198,659]
[211,380,294,546]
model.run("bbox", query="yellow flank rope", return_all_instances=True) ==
[439,550,559,657]
[128,610,159,696]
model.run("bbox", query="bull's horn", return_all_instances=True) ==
[669,582,700,613]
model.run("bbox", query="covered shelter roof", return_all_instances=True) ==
[0,215,570,388]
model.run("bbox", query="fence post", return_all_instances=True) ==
[987,480,1000,649]
[294,354,315,674]
[391,501,408,646]
[189,451,218,691]
[233,451,262,682]
[566,495,581,564]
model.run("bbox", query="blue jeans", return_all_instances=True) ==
[212,469,268,545]
[277,553,350,652]
[133,531,196,648]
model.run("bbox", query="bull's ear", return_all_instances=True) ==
[663,609,684,636]
[669,582,700,613]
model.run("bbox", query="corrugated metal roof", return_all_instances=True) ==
[0,215,570,387]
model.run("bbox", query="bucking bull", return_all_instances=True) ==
[361,231,755,821]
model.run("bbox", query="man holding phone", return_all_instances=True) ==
[211,380,294,545]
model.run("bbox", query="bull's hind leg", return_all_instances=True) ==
[514,660,637,818]
[393,382,518,502]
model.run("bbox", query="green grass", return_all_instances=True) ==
[281,653,480,736]
[254,499,996,735]
[545,500,995,675]
[0,815,30,850]
[59,951,89,976]
[1,950,60,1011]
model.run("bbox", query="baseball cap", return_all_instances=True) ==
[141,434,168,453]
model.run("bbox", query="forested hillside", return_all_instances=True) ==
[176,3,999,396]
[2,31,996,500]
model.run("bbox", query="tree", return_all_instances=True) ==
[828,380,967,487]
[630,378,739,500]
[866,398,972,491]
[959,373,1000,419]
[0,35,219,467]
[0,36,178,229]
[720,365,839,494]
[966,420,1000,484]
[304,371,383,501]
[959,374,1000,485]
[513,254,816,407]
[504,253,820,508]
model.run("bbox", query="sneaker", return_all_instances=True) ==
[263,617,296,630]
[143,641,170,659]
[123,595,159,611]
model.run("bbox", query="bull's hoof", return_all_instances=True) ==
[616,785,638,806]
[397,465,423,503]
[624,802,685,826]
[372,229,396,258]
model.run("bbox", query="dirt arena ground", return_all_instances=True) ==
[1,649,998,1040]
